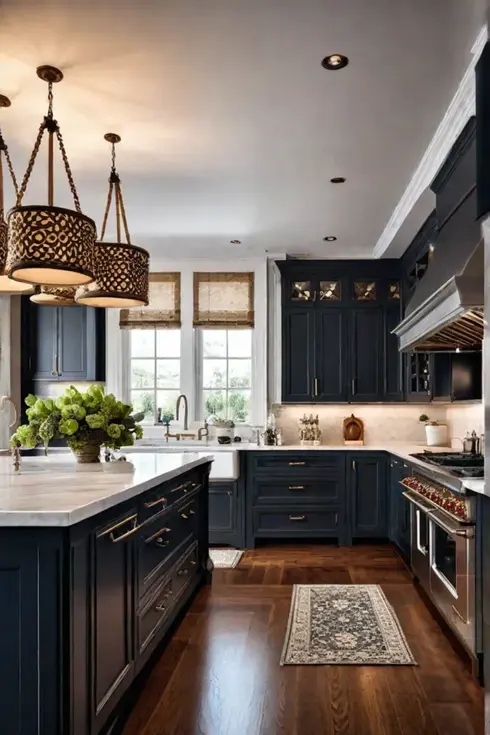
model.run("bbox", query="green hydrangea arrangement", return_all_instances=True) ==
[11,385,144,452]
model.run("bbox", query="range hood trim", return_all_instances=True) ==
[393,274,483,352]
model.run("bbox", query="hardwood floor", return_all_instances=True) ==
[124,544,484,735]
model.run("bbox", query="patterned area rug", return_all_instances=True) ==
[281,584,417,666]
[209,549,244,569]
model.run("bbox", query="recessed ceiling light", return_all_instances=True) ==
[230,240,241,244]
[322,54,349,70]
[323,236,337,242]
[330,177,346,184]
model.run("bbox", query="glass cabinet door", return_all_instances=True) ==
[290,281,314,301]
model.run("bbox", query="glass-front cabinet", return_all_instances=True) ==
[279,261,404,403]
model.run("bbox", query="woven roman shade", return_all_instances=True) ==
[193,272,254,328]
[119,273,181,329]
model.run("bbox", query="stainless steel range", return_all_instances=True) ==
[400,452,480,657]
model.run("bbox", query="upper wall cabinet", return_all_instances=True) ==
[23,300,106,384]
[277,261,403,404]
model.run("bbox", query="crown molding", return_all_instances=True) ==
[373,24,487,259]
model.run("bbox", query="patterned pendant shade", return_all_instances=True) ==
[30,286,76,306]
[6,66,96,288]
[0,95,34,294]
[76,133,149,308]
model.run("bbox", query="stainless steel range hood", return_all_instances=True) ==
[394,187,484,352]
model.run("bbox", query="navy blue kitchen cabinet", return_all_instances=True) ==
[24,299,106,383]
[389,455,411,557]
[350,308,384,401]
[246,451,347,546]
[349,453,387,539]
[281,307,316,402]
[209,481,243,547]
[0,463,211,735]
[277,261,404,403]
[315,308,349,401]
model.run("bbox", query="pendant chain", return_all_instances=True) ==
[15,77,82,212]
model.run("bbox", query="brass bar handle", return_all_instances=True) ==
[288,461,306,466]
[314,378,319,397]
[351,378,355,395]
[52,354,58,377]
[155,590,173,613]
[97,513,139,540]
[170,482,188,494]
[144,525,171,545]
[288,485,305,490]
[144,496,167,509]
[289,514,306,521]
[352,460,356,471]
[181,513,189,520]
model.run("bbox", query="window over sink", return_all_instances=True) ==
[130,329,181,424]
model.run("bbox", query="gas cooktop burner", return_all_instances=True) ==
[409,451,484,483]
[410,451,484,468]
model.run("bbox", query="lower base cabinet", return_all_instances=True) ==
[0,464,212,735]
[349,453,387,539]
[209,482,239,546]
[389,456,411,557]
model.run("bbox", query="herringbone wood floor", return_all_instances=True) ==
[124,544,484,735]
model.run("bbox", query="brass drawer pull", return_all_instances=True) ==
[289,485,305,491]
[144,496,167,509]
[170,482,188,494]
[177,567,189,577]
[155,589,172,612]
[181,513,189,520]
[145,526,171,545]
[289,514,306,521]
[97,513,140,542]
[288,461,306,466]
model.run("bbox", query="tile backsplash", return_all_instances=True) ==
[275,403,482,446]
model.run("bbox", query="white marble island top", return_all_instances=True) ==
[0,453,213,527]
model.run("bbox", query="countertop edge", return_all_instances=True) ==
[0,455,214,528]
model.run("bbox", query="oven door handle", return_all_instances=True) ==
[428,508,475,538]
[402,489,432,514]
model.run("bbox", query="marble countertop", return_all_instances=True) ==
[130,441,485,495]
[0,453,213,527]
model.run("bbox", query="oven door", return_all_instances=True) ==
[429,508,475,653]
[402,490,431,590]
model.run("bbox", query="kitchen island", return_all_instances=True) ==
[0,452,213,735]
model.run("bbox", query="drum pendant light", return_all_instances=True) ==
[7,66,96,287]
[30,286,76,306]
[0,95,34,293]
[76,133,149,307]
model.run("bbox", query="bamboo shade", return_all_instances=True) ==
[193,272,254,327]
[119,273,181,329]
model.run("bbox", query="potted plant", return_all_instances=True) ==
[11,384,144,463]
[419,413,448,447]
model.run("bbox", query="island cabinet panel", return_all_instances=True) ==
[92,509,137,730]
[209,481,240,546]
[0,461,211,735]
[349,453,388,539]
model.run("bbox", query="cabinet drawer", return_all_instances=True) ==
[137,574,174,655]
[174,492,199,540]
[172,541,199,599]
[141,473,201,520]
[250,453,342,476]
[253,507,340,535]
[254,479,340,504]
[137,506,180,599]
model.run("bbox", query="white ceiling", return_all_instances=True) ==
[0,0,486,260]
